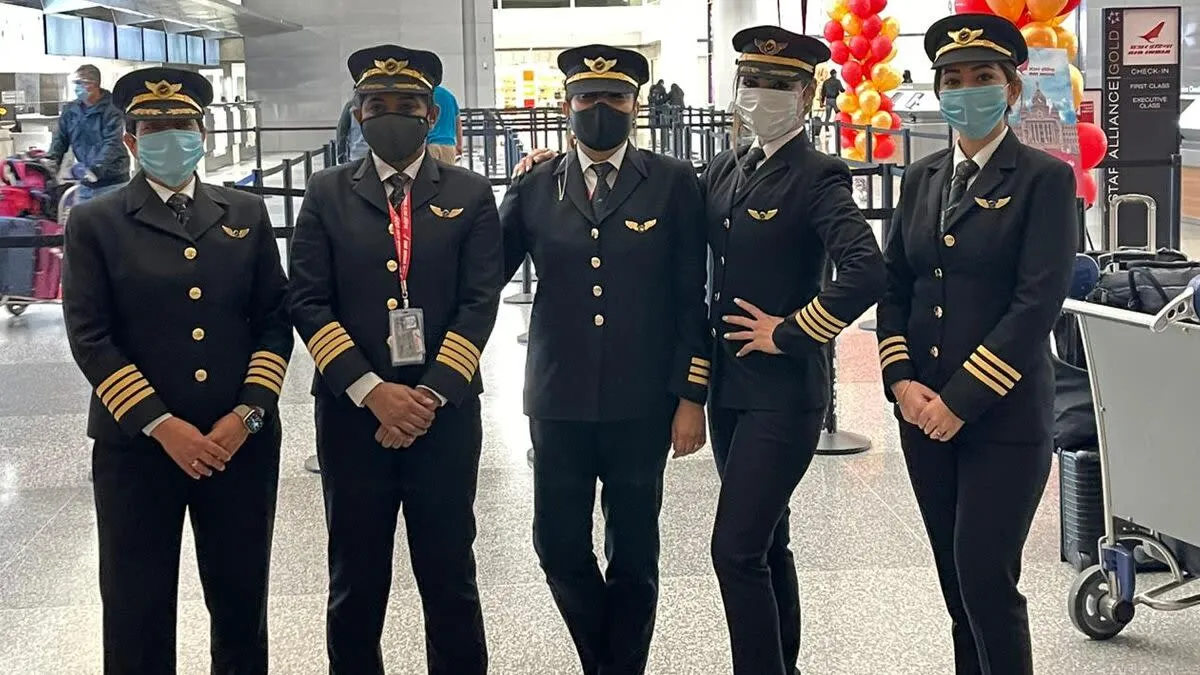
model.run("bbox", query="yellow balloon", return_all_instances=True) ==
[855,81,877,96]
[1049,12,1068,26]
[1021,22,1059,49]
[852,109,872,126]
[881,17,900,41]
[854,131,869,154]
[883,45,898,63]
[1026,0,1068,22]
[837,92,859,114]
[1056,28,1079,61]
[841,12,862,36]
[985,0,1024,22]
[842,147,865,162]
[871,63,901,92]
[828,0,849,20]
[1069,64,1084,110]
[870,110,893,130]
[859,89,882,116]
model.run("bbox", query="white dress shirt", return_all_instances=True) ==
[755,125,807,163]
[953,127,1008,190]
[577,142,628,195]
[345,151,448,409]
[142,177,197,436]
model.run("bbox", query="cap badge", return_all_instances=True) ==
[374,59,409,76]
[951,27,984,45]
[584,57,618,74]
[754,39,787,56]
[145,81,183,99]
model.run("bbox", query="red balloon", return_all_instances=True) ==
[1059,0,1080,16]
[871,0,888,12]
[849,0,873,18]
[1078,171,1098,207]
[841,127,858,148]
[877,95,893,112]
[824,20,845,43]
[870,35,893,62]
[861,15,883,39]
[830,41,851,65]
[889,112,903,129]
[953,0,992,13]
[874,135,897,162]
[1077,122,1108,170]
[1016,7,1032,27]
[842,60,864,88]
[850,36,872,60]
[837,112,854,125]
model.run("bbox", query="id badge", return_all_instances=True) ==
[388,308,426,366]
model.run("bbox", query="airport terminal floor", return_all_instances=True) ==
[3,161,1200,675]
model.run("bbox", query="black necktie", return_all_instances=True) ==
[590,162,614,205]
[946,159,980,217]
[166,193,192,227]
[741,147,766,177]
[386,174,411,210]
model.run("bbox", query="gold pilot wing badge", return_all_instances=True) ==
[754,39,787,56]
[221,225,250,239]
[624,219,658,233]
[747,208,779,221]
[430,205,465,218]
[974,196,1011,210]
[145,80,183,98]
[374,59,408,75]
[951,27,985,45]
[584,57,618,74]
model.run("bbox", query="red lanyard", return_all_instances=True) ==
[387,189,413,309]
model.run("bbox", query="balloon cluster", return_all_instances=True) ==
[954,0,1106,206]
[824,0,903,162]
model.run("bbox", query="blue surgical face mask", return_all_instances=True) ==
[938,84,1010,140]
[74,83,89,100]
[137,129,204,188]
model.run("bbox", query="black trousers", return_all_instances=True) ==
[530,415,672,675]
[709,407,824,675]
[900,423,1051,675]
[93,419,281,675]
[316,393,486,675]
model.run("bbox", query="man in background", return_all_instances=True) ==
[822,69,844,124]
[48,64,129,198]
[428,84,462,164]
[335,91,370,164]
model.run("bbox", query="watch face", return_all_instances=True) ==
[245,411,264,434]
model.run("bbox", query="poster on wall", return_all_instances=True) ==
[1079,88,1101,125]
[1102,6,1182,249]
[1009,48,1085,188]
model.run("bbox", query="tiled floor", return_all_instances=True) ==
[3,289,1200,674]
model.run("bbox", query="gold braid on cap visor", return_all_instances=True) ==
[355,66,433,90]
[935,39,1014,60]
[126,94,202,114]
[736,53,815,73]
[565,71,640,87]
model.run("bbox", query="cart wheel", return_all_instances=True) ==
[5,302,27,316]
[1068,565,1131,640]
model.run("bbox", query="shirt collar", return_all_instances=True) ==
[754,125,806,161]
[148,175,196,203]
[576,141,629,174]
[954,127,1008,172]
[373,150,426,185]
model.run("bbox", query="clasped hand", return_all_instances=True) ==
[153,413,249,480]
[893,380,964,443]
[364,383,439,449]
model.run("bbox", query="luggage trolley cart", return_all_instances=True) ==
[1061,274,1200,640]
[2,182,79,316]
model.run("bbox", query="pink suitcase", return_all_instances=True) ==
[33,220,62,300]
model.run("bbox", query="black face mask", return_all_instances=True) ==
[360,113,430,166]
[569,103,633,152]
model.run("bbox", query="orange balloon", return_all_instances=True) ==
[1056,28,1078,61]
[859,89,882,116]
[837,92,859,113]
[841,12,862,36]
[1021,22,1059,49]
[1069,64,1084,109]
[828,0,849,20]
[881,17,900,41]
[883,45,898,63]
[985,0,1024,22]
[1049,12,1067,26]
[870,110,893,129]
[1026,0,1068,22]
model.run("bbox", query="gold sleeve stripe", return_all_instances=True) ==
[246,366,286,385]
[880,353,910,370]
[805,305,842,336]
[309,326,350,359]
[879,344,908,361]
[106,378,152,415]
[437,348,476,377]
[878,336,906,350]
[444,331,482,360]
[250,351,288,368]
[798,306,837,342]
[794,311,827,343]
[436,354,474,381]
[100,371,146,407]
[968,353,1016,391]
[440,340,480,369]
[111,382,155,421]
[963,361,1009,396]
[687,374,710,386]
[976,345,1021,382]
[688,365,710,377]
[306,322,345,353]
[314,336,355,373]
[244,375,283,396]
[249,360,287,381]
[811,298,848,329]
[97,364,138,399]
[690,357,712,368]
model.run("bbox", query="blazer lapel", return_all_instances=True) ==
[351,156,389,216]
[408,153,441,211]
[595,143,646,223]
[945,132,1019,233]
[555,152,599,226]
[126,173,192,242]
[924,151,953,231]
[733,134,800,206]
[187,182,227,240]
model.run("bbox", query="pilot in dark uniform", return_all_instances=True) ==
[287,45,503,675]
[62,68,292,674]
[704,27,885,675]
[499,45,709,675]
[876,15,1076,675]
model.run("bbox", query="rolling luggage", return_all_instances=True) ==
[33,220,62,300]
[0,216,37,297]
[1059,448,1104,571]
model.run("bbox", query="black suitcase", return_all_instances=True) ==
[1059,447,1105,571]
[0,216,37,297]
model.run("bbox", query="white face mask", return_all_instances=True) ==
[733,88,804,143]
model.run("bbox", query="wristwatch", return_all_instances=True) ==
[234,405,265,434]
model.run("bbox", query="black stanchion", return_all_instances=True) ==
[816,339,871,456]
[504,256,535,305]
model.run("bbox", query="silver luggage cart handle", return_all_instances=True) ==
[1107,193,1157,252]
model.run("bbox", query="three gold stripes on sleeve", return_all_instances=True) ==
[878,337,1021,397]
[688,356,711,387]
